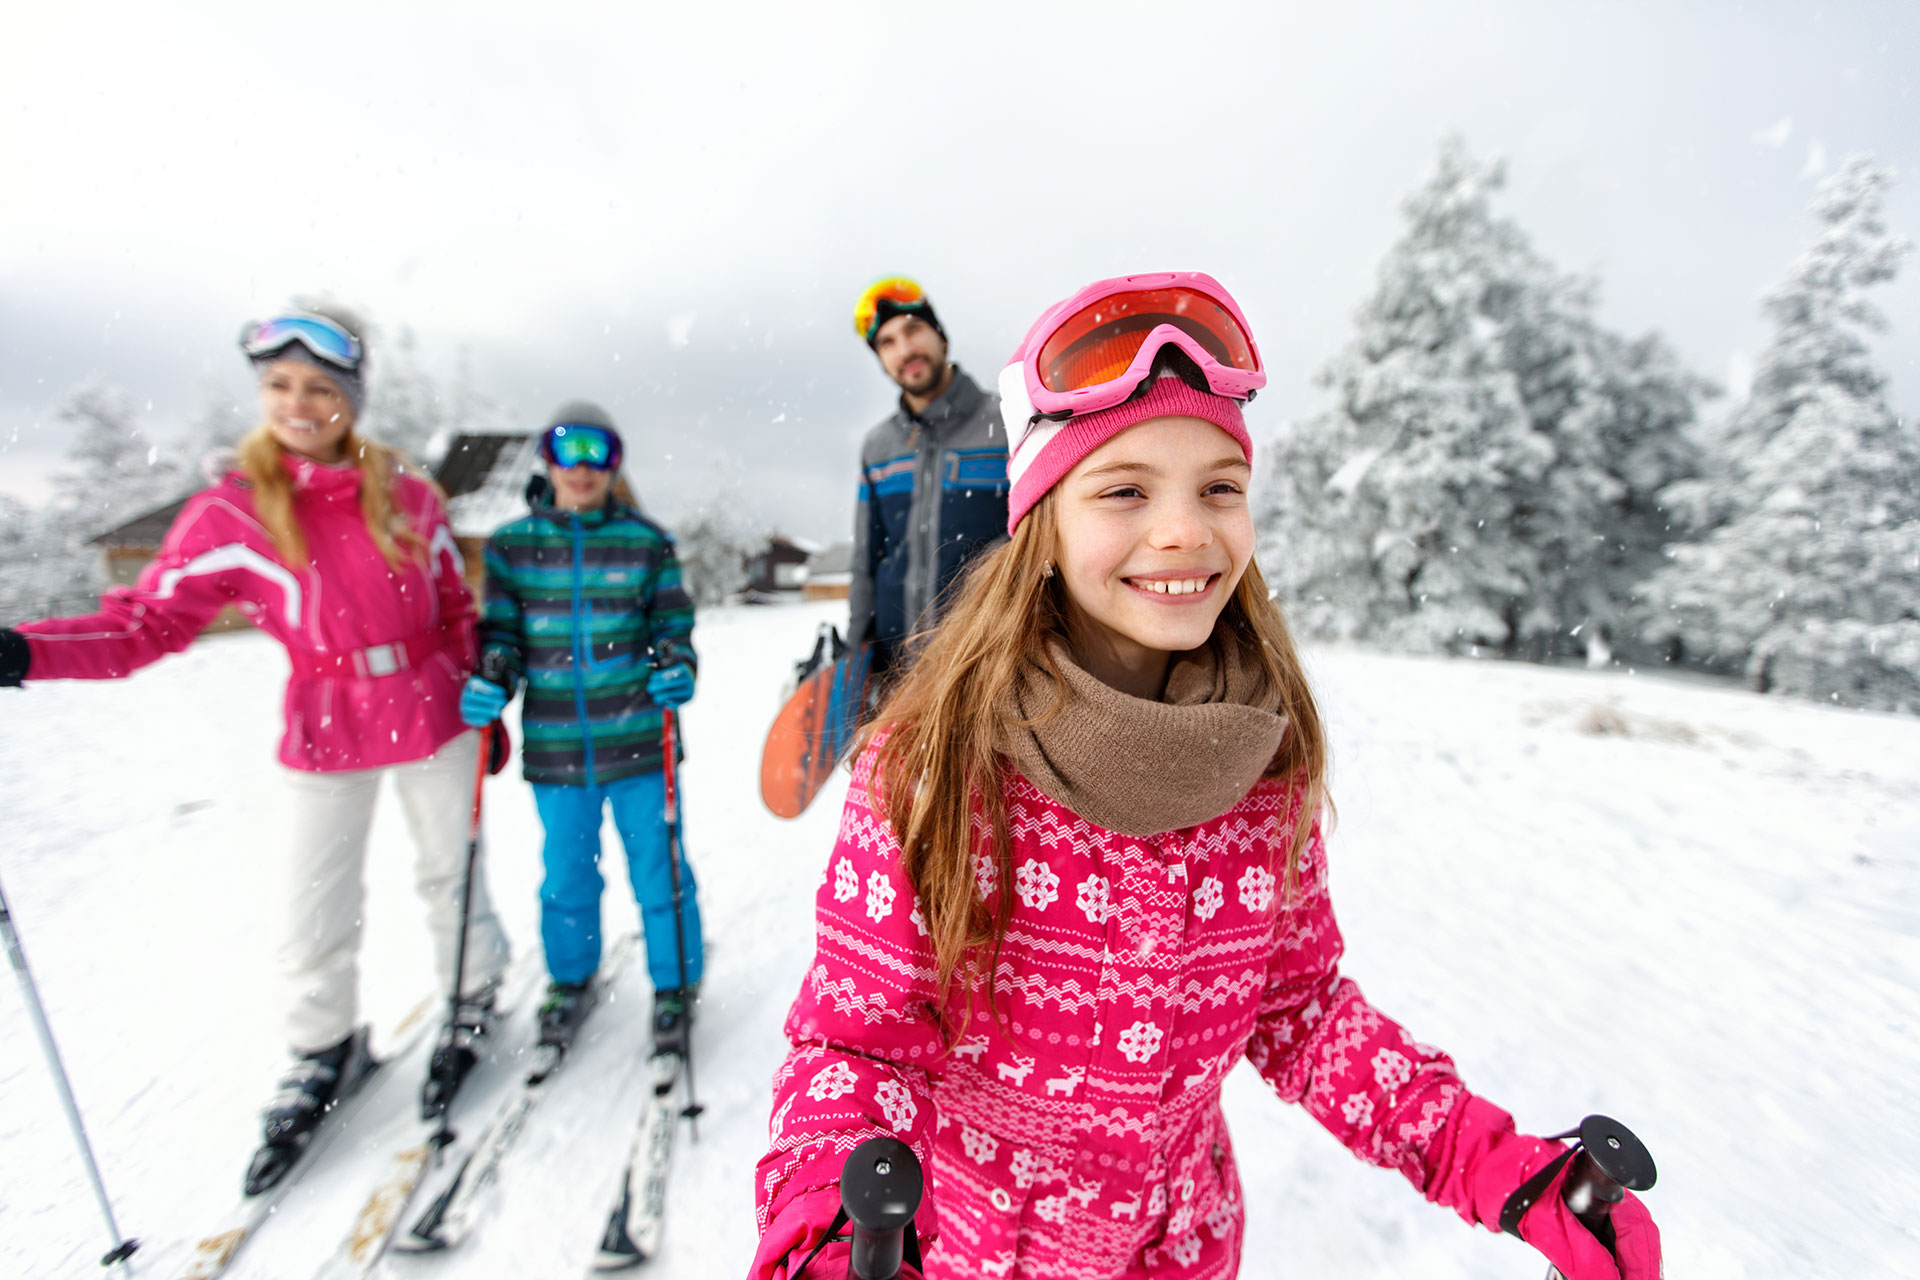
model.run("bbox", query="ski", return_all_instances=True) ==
[166,995,438,1280]
[592,1050,685,1270]
[307,953,542,1280]
[393,934,640,1254]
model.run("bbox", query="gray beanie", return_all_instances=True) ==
[544,400,619,432]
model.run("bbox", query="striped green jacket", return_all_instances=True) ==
[480,497,696,786]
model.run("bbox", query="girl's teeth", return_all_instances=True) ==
[1135,577,1209,595]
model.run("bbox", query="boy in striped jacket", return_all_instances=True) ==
[460,401,704,1055]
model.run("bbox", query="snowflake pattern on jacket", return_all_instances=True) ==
[752,740,1474,1280]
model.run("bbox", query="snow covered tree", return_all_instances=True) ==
[1262,137,1710,662]
[673,502,761,606]
[1644,155,1918,709]
[365,324,446,463]
[47,379,185,537]
[175,381,250,480]
[1502,275,1714,664]
[0,497,99,622]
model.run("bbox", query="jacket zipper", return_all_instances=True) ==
[567,515,597,781]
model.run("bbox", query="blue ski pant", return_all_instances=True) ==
[531,771,704,991]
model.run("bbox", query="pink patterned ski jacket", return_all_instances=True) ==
[753,741,1494,1280]
[18,455,476,773]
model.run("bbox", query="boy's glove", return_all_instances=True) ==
[0,628,27,687]
[647,662,695,709]
[460,676,509,728]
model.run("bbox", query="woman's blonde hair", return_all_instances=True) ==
[236,424,432,570]
[860,489,1330,1020]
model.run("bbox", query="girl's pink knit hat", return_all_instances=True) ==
[1002,372,1251,535]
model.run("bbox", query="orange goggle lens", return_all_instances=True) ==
[1034,286,1258,394]
[854,276,927,341]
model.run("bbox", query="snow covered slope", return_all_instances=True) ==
[2,601,1914,1278]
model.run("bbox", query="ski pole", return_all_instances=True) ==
[1500,1114,1656,1280]
[841,1136,923,1280]
[0,870,140,1268]
[427,719,493,1154]
[656,694,706,1132]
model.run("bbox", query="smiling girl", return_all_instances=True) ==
[749,275,1663,1280]
[0,305,510,1192]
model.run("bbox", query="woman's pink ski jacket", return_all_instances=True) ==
[18,455,476,773]
[753,741,1506,1280]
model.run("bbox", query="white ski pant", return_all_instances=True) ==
[277,730,511,1053]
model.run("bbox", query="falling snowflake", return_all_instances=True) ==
[1192,875,1224,921]
[834,857,858,903]
[866,870,896,922]
[1238,865,1276,914]
[1341,1092,1374,1127]
[807,1060,858,1101]
[1016,858,1060,910]
[1372,1047,1411,1092]
[875,1079,917,1133]
[962,1125,999,1163]
[1117,1020,1164,1064]
[1076,873,1113,924]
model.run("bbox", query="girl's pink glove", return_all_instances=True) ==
[749,1192,923,1280]
[1433,1097,1663,1280]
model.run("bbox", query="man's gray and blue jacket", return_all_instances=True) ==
[849,366,1010,655]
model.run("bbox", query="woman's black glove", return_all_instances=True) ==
[0,628,28,687]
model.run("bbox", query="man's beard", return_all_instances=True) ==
[894,356,944,396]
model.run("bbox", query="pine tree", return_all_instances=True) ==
[47,379,185,537]
[673,501,760,606]
[1645,156,1918,709]
[366,325,446,463]
[1263,137,1709,661]
[0,497,100,622]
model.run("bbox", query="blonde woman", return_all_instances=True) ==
[0,306,511,1194]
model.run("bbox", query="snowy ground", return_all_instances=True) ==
[2,600,1916,1280]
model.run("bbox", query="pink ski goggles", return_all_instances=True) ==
[998,272,1264,444]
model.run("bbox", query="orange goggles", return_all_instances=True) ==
[853,276,929,343]
[1033,284,1260,398]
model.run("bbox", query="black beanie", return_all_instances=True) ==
[867,296,946,348]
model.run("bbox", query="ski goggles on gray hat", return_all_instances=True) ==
[241,313,366,413]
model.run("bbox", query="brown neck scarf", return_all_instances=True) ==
[994,638,1289,838]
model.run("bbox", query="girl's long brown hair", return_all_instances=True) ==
[859,490,1330,1017]
[236,424,431,570]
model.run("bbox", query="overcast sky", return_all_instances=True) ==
[2,1,1915,541]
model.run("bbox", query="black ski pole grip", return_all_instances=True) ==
[478,646,515,687]
[1503,1115,1656,1280]
[842,1136,923,1280]
[650,638,693,673]
[1560,1115,1656,1254]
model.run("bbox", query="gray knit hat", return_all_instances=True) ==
[544,400,619,433]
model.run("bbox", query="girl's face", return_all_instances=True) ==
[259,360,354,464]
[1051,415,1255,699]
